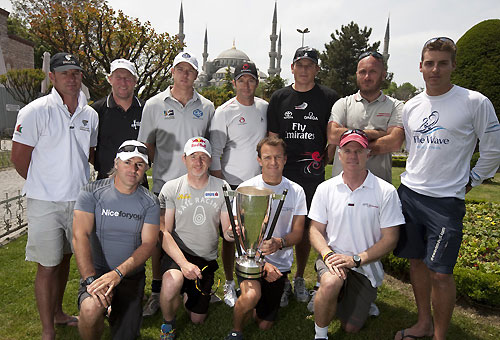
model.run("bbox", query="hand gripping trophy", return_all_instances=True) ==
[223,185,287,278]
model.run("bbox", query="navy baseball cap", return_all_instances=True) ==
[50,53,83,72]
[234,61,258,80]
[293,46,319,64]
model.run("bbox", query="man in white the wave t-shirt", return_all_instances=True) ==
[224,136,307,340]
[393,37,500,340]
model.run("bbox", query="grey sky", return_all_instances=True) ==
[2,0,499,89]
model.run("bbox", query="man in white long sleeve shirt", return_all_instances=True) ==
[393,37,500,340]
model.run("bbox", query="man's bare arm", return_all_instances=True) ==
[72,210,97,279]
[327,121,387,146]
[368,126,405,155]
[11,141,34,179]
[145,142,155,163]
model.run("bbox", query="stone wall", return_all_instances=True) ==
[0,8,34,71]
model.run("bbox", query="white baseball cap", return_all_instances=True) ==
[184,137,211,157]
[173,51,199,72]
[116,140,148,163]
[110,59,138,79]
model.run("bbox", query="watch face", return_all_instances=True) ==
[353,255,361,267]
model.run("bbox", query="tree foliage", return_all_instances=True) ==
[260,75,286,101]
[0,68,46,104]
[318,21,392,97]
[14,0,183,100]
[384,81,421,101]
[199,86,233,109]
[451,19,500,120]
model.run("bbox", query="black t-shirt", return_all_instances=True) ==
[92,94,144,177]
[267,84,339,185]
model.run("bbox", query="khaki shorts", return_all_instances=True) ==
[316,256,377,329]
[26,198,75,266]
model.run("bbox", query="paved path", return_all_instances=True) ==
[0,167,25,197]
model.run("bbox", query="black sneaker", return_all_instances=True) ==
[224,331,243,340]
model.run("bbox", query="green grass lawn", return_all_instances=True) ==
[1,167,499,339]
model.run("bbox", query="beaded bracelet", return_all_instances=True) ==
[322,250,335,262]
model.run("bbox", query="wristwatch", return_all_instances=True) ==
[83,275,97,286]
[352,255,362,268]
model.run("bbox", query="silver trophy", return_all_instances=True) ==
[223,185,287,279]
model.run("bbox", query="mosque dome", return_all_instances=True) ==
[216,46,250,61]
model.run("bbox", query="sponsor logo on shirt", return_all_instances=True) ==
[80,119,90,132]
[295,102,308,110]
[413,111,449,149]
[177,193,191,200]
[204,191,219,198]
[193,205,207,225]
[164,109,175,119]
[304,112,318,120]
[131,120,141,129]
[193,109,204,119]
[299,150,323,175]
[362,203,379,209]
[286,122,315,140]
[15,124,22,134]
[101,209,143,220]
[284,111,293,119]
[238,117,246,125]
[376,112,391,117]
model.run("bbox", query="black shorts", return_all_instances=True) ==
[394,184,466,274]
[78,270,145,340]
[161,250,218,315]
[236,272,289,322]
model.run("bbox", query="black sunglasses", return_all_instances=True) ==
[423,37,456,48]
[117,145,148,156]
[340,129,367,141]
[358,51,384,61]
[195,265,220,296]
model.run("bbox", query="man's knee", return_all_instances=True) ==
[79,298,105,324]
[257,319,274,330]
[161,270,183,295]
[319,273,343,296]
[430,271,454,287]
[190,312,207,324]
[342,322,361,333]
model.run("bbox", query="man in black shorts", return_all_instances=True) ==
[267,46,339,305]
[157,137,235,339]
[224,136,307,340]
[72,140,160,339]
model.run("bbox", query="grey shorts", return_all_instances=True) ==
[316,257,377,329]
[25,198,75,266]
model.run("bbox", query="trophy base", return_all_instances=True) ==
[235,256,264,279]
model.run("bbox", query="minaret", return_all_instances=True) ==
[268,1,278,77]
[202,27,208,71]
[276,29,282,77]
[178,2,185,49]
[383,15,390,63]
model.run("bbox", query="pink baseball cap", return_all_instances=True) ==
[339,129,369,148]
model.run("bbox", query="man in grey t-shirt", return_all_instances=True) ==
[73,140,160,340]
[158,137,235,339]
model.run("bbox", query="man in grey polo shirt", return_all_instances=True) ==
[11,52,98,339]
[138,51,215,316]
[73,140,160,340]
[328,51,404,184]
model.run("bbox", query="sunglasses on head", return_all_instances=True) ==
[358,51,384,61]
[423,37,456,48]
[117,145,148,156]
[340,129,367,141]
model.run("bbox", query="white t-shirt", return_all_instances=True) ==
[401,85,500,199]
[308,171,405,288]
[209,97,268,186]
[238,175,307,272]
[12,88,98,201]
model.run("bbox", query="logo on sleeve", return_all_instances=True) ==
[15,124,22,134]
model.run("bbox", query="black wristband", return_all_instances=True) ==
[114,267,124,279]
[83,275,97,286]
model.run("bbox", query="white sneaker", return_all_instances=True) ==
[368,302,380,316]
[142,292,160,317]
[223,281,237,307]
[307,289,317,313]
[280,280,292,307]
[293,277,309,303]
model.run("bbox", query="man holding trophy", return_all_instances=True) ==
[157,137,234,339]
[224,136,307,340]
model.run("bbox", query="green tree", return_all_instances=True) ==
[452,19,500,121]
[318,21,388,97]
[384,81,421,101]
[0,68,46,104]
[14,0,182,100]
[222,66,235,98]
[261,75,286,101]
[199,86,233,109]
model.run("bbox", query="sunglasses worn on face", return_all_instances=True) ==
[118,145,148,156]
[358,51,384,61]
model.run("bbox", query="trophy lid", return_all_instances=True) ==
[237,186,274,197]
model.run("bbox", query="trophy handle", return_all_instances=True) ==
[264,189,288,241]
[222,184,243,257]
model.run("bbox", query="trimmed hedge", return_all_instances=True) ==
[383,201,500,308]
[392,152,480,169]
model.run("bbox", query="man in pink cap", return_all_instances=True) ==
[308,129,404,339]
